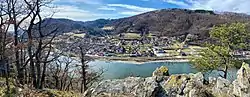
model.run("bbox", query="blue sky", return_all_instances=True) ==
[48,0,250,21]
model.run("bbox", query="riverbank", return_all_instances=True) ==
[87,55,190,64]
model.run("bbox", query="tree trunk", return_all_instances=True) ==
[60,77,64,90]
[36,63,41,88]
[224,65,228,79]
[35,47,42,88]
[81,62,87,92]
[20,47,26,84]
[55,76,59,89]
[80,47,87,93]
[2,60,10,94]
[40,63,47,89]
[14,27,25,85]
[27,32,36,88]
[28,45,36,88]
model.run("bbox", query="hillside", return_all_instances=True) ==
[109,9,250,40]
[38,18,114,36]
[40,9,250,40]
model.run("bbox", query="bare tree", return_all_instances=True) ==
[0,0,12,94]
[0,0,104,94]
[78,43,104,93]
[4,0,37,85]
[79,46,89,93]
[1,0,58,89]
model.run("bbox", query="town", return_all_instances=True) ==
[52,30,250,62]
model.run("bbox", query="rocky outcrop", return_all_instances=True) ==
[211,62,250,97]
[87,62,250,97]
[212,77,234,97]
[160,72,214,97]
[152,66,169,77]
[232,62,250,97]
[153,66,169,82]
[87,77,159,97]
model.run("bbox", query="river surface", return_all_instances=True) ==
[88,60,238,81]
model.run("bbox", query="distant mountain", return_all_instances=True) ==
[39,8,250,41]
[38,18,114,36]
[39,18,85,34]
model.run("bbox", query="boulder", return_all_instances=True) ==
[161,72,211,97]
[161,74,189,96]
[89,77,159,97]
[211,62,250,97]
[183,72,208,97]
[208,77,217,85]
[212,77,233,97]
[152,66,169,82]
[152,66,169,77]
[232,62,250,97]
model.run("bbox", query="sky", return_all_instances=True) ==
[47,0,250,21]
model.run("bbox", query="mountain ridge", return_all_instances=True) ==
[39,8,250,40]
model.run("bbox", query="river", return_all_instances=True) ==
[88,60,238,81]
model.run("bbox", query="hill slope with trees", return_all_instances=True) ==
[41,9,250,41]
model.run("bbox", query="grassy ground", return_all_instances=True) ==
[0,77,82,97]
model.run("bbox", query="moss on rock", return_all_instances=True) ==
[152,66,169,77]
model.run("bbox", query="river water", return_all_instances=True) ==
[88,60,238,81]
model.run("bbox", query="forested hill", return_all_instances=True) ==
[37,18,114,36]
[40,9,250,38]
[109,9,250,39]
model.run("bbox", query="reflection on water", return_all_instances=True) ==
[88,60,238,81]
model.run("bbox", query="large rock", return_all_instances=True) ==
[152,66,169,77]
[161,74,189,96]
[88,77,159,97]
[152,66,169,82]
[212,77,233,97]
[232,62,250,97]
[211,62,250,97]
[161,72,212,97]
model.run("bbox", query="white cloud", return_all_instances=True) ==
[163,0,250,14]
[106,4,157,16]
[197,0,250,13]
[53,5,94,20]
[98,6,116,11]
[107,4,157,12]
[49,0,250,22]
[54,0,102,5]
[71,0,102,5]
[119,11,143,15]
[163,0,190,7]
[42,5,117,21]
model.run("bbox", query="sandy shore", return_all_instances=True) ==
[110,60,189,64]
[87,55,190,64]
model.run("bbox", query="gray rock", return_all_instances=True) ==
[216,77,231,89]
[211,62,250,97]
[90,77,159,97]
[153,66,170,82]
[161,72,210,97]
[208,77,217,85]
[182,72,205,97]
[232,62,250,97]
[212,77,233,97]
